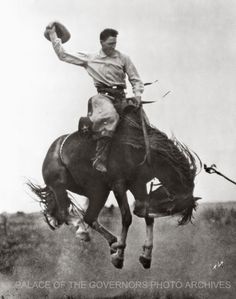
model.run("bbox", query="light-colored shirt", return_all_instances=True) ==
[50,36,144,96]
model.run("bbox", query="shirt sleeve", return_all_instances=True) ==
[124,55,144,97]
[50,33,87,67]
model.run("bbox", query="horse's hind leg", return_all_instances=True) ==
[111,180,132,269]
[139,216,154,269]
[50,184,71,225]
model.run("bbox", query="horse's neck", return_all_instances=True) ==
[118,110,142,134]
[113,109,145,149]
[109,110,146,173]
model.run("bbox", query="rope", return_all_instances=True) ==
[140,107,151,164]
[204,164,236,185]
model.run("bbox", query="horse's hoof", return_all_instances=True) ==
[110,247,116,254]
[139,255,151,269]
[110,241,120,254]
[111,253,124,269]
[76,231,91,242]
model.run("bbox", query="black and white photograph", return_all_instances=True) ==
[0,0,236,298]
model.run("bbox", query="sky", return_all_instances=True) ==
[0,0,236,212]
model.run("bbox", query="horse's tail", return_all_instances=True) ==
[178,196,201,225]
[26,180,58,230]
[150,130,202,190]
[172,137,202,182]
[169,140,201,225]
[148,129,202,224]
[27,180,86,229]
[26,180,53,205]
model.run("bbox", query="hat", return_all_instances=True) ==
[44,21,71,44]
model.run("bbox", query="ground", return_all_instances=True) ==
[0,202,235,299]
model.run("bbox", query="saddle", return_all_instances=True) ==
[78,98,144,138]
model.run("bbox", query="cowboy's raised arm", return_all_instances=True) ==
[47,25,86,66]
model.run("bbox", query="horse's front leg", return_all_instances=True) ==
[139,216,154,269]
[69,214,117,245]
[129,181,154,268]
[110,180,132,269]
[91,220,117,246]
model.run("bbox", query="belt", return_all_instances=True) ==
[97,85,126,99]
[96,84,125,91]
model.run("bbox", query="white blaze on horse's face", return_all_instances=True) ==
[100,36,117,56]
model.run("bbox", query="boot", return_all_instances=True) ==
[93,137,112,172]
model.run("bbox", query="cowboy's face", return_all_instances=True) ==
[100,36,117,56]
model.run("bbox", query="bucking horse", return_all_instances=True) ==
[28,93,200,269]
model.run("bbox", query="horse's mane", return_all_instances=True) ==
[116,109,201,188]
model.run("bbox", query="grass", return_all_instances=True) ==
[200,205,236,225]
[0,202,235,299]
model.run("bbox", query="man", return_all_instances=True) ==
[46,24,144,172]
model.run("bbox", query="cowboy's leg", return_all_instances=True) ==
[88,95,119,172]
[92,136,113,172]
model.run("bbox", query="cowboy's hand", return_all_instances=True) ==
[46,21,56,30]
[45,22,56,40]
[133,96,142,108]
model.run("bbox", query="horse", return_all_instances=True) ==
[28,93,200,269]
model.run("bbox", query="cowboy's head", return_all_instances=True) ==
[100,28,118,56]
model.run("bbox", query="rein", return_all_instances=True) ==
[120,109,153,166]
[121,114,142,130]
